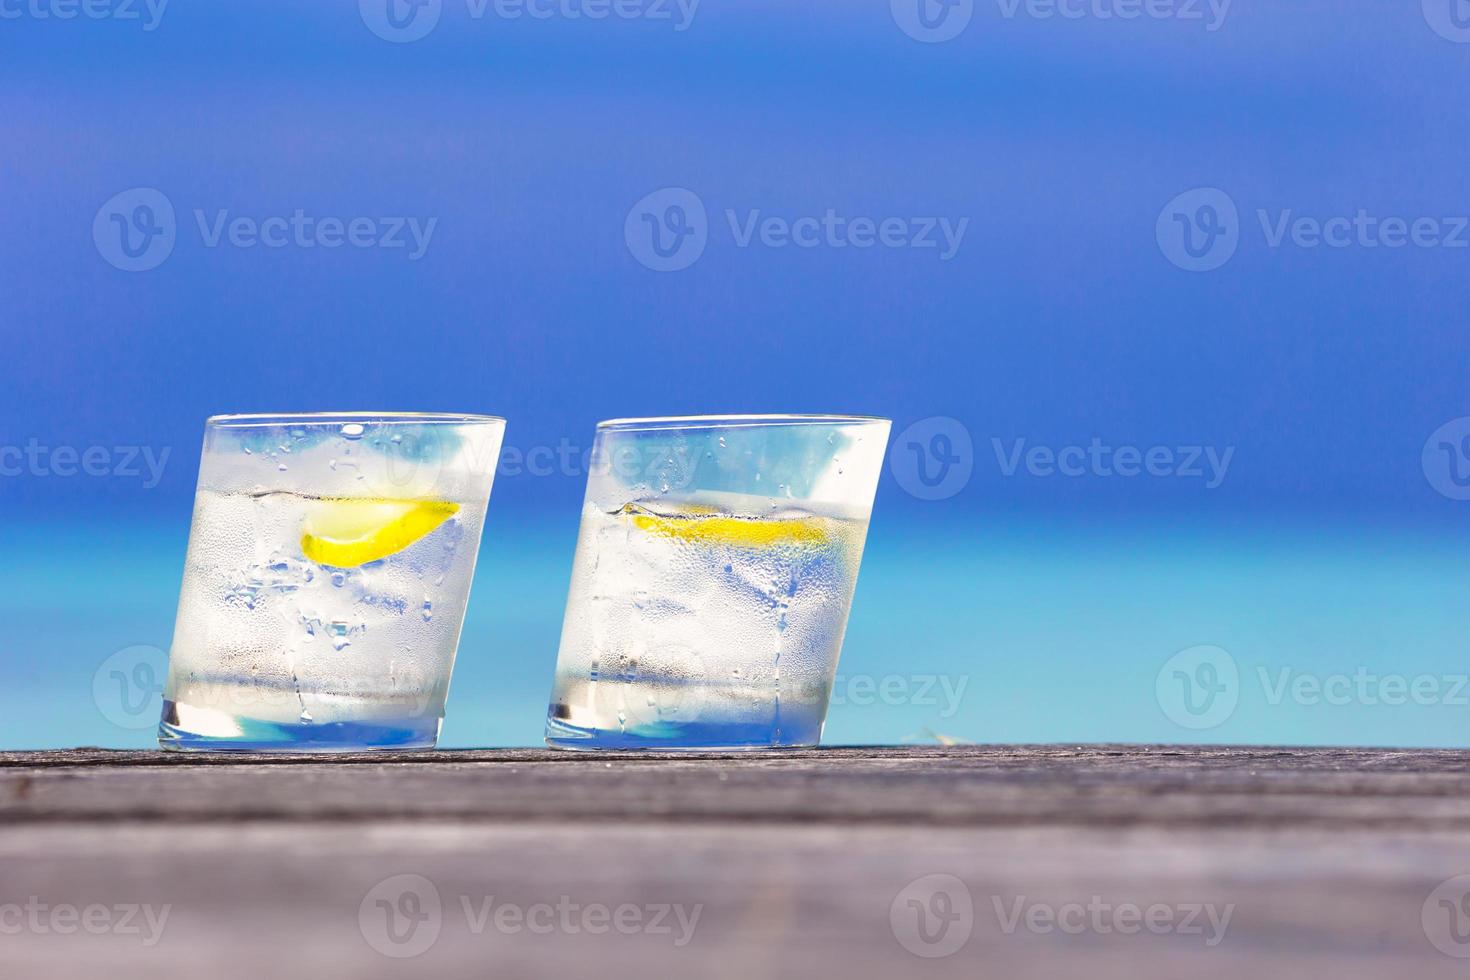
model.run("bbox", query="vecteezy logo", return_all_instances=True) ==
[889,417,974,501]
[1424,0,1470,43]
[93,188,176,272]
[1156,187,1239,272]
[92,645,167,730]
[890,0,974,43]
[1155,645,1239,730]
[624,187,708,272]
[360,0,442,43]
[890,874,973,958]
[1423,875,1470,956]
[1422,417,1470,501]
[359,874,443,958]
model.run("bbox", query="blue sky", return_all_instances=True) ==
[3,1,1469,747]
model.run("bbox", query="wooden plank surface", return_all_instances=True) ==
[2,745,1469,978]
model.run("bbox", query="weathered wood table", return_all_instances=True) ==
[3,745,1469,978]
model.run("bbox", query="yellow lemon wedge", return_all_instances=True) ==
[300,497,459,568]
[623,504,831,550]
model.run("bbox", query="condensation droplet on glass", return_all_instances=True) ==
[340,422,365,439]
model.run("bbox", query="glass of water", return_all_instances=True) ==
[160,413,505,751]
[546,414,890,750]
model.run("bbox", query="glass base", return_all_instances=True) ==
[158,699,441,752]
[544,714,821,751]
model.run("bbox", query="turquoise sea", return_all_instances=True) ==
[7,510,1467,750]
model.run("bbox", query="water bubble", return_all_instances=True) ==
[421,597,433,622]
[290,427,306,440]
[391,434,403,444]
[331,571,346,588]
[277,463,288,472]
[299,708,314,724]
[340,422,366,439]
[717,436,727,448]
[243,447,253,455]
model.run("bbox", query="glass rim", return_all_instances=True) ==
[207,412,506,427]
[597,413,891,432]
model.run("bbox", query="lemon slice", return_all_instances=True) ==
[300,498,459,568]
[623,504,831,550]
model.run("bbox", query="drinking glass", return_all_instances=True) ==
[546,414,890,750]
[160,413,504,751]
